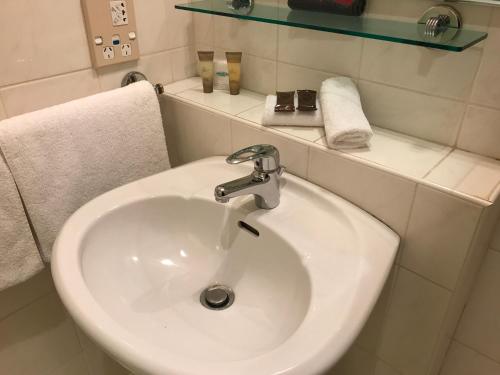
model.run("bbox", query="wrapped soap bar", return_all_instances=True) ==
[214,59,229,91]
[287,0,366,16]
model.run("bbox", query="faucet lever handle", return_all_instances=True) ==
[226,144,281,173]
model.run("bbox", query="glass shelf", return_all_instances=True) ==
[175,0,487,52]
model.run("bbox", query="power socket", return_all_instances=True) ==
[121,43,132,56]
[103,46,115,59]
[110,1,128,26]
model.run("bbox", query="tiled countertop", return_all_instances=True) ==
[163,77,500,206]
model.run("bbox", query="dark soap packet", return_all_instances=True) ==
[275,91,295,112]
[297,90,317,111]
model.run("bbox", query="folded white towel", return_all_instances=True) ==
[262,95,323,127]
[0,152,43,290]
[320,77,373,149]
[0,81,170,261]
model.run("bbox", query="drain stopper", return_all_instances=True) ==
[200,285,235,310]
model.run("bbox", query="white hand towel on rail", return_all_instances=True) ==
[0,81,170,261]
[0,153,44,290]
[262,95,323,127]
[320,77,373,149]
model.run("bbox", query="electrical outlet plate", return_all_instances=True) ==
[81,0,140,68]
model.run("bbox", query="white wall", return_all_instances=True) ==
[0,0,195,374]
[194,0,500,159]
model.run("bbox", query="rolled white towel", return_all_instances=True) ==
[261,95,323,127]
[320,77,372,149]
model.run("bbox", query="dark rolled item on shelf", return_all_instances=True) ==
[288,0,366,16]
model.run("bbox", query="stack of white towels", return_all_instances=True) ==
[0,81,170,291]
[262,77,373,149]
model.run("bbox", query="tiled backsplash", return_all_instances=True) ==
[193,0,500,159]
[0,0,195,374]
[0,0,197,118]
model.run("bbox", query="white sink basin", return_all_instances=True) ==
[52,156,399,375]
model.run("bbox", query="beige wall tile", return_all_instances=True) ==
[97,51,173,91]
[401,185,482,290]
[456,250,500,362]
[214,17,277,60]
[458,105,500,160]
[0,70,100,117]
[356,266,398,353]
[76,328,129,375]
[49,353,89,375]
[172,47,197,81]
[490,219,500,252]
[0,293,82,375]
[166,0,195,49]
[0,0,91,87]
[327,345,377,375]
[360,41,481,100]
[231,119,309,178]
[193,14,214,48]
[307,147,416,236]
[358,80,465,145]
[241,55,277,95]
[377,268,451,375]
[471,9,500,109]
[440,341,500,375]
[134,0,170,54]
[278,27,362,78]
[374,360,401,375]
[162,97,231,166]
[276,62,333,92]
[0,100,6,120]
[0,269,53,321]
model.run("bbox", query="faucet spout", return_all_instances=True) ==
[214,145,283,210]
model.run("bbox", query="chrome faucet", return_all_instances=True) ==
[214,145,284,209]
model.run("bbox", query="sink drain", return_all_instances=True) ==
[200,285,235,310]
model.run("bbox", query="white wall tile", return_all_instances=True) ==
[440,341,500,375]
[97,51,173,91]
[134,0,170,54]
[278,27,362,78]
[456,250,500,362]
[470,9,500,109]
[458,105,500,160]
[358,80,465,146]
[166,0,195,49]
[401,185,482,290]
[162,97,232,166]
[307,147,416,235]
[76,328,129,375]
[49,353,89,375]
[240,55,277,95]
[193,14,214,48]
[0,70,100,117]
[276,62,333,92]
[0,269,53,321]
[231,119,309,178]
[490,219,500,252]
[0,100,6,120]
[0,0,91,87]
[214,17,277,60]
[377,268,451,375]
[327,345,377,375]
[171,47,197,81]
[360,41,481,100]
[0,293,82,375]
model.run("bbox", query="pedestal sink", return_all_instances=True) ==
[51,156,399,375]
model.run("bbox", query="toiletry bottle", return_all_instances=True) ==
[198,51,215,93]
[225,52,242,95]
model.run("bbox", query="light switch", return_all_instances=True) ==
[94,36,103,45]
[110,1,129,26]
[128,31,136,40]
